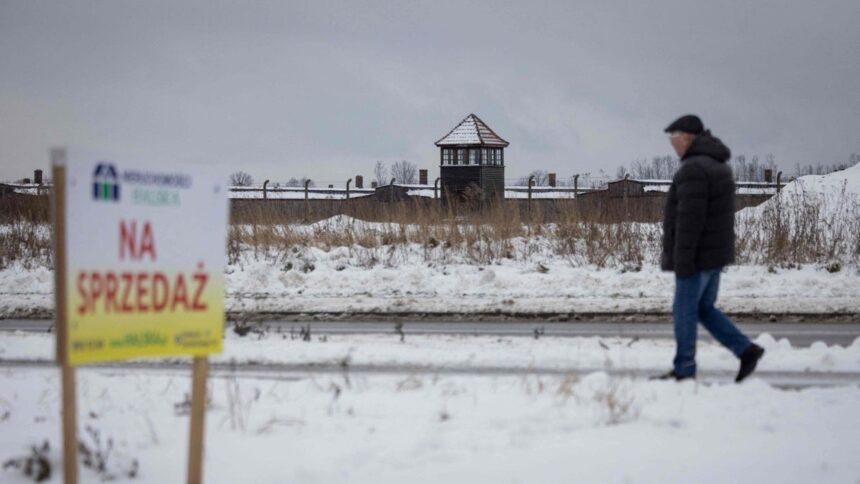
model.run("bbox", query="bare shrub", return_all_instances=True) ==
[590,378,640,426]
[390,160,418,184]
[556,374,579,401]
[222,377,261,432]
[78,425,139,480]
[0,222,52,270]
[230,171,254,187]
[735,182,860,266]
[224,185,858,273]
[3,441,51,482]
[373,161,388,186]
[2,181,856,272]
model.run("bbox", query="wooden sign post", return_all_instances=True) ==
[52,154,78,484]
[51,148,228,484]
[187,356,209,484]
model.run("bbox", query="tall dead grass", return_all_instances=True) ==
[735,184,860,267]
[0,222,52,270]
[1,187,857,271]
[228,190,860,270]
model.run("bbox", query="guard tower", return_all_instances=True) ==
[436,113,508,202]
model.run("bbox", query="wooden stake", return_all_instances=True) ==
[52,155,78,484]
[52,159,68,364]
[187,356,209,484]
[61,364,78,484]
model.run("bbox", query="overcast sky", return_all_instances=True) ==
[1,0,858,184]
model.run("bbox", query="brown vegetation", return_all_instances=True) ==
[228,193,860,269]
[1,189,858,271]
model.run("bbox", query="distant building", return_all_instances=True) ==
[0,184,15,199]
[578,178,654,199]
[436,114,508,202]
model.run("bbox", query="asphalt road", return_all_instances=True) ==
[2,320,859,347]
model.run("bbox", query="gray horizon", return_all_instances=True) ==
[1,0,858,185]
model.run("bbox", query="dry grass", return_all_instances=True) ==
[1,188,858,271]
[229,192,860,270]
[734,185,860,267]
[228,199,667,268]
[0,222,52,270]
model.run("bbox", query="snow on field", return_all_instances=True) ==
[6,260,860,317]
[739,162,860,221]
[223,259,860,316]
[1,164,859,319]
[1,360,859,482]
[2,330,860,376]
[1,258,859,318]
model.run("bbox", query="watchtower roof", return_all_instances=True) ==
[435,114,509,147]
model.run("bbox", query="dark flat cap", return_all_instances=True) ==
[664,114,704,135]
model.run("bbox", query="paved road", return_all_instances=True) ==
[2,320,859,347]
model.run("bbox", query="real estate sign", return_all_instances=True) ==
[59,151,228,365]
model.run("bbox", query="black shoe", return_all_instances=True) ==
[736,344,765,383]
[650,370,695,381]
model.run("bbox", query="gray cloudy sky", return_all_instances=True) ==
[1,0,858,184]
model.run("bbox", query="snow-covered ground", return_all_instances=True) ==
[2,331,860,374]
[2,165,859,319]
[737,162,860,236]
[3,168,857,483]
[1,331,860,483]
[740,162,860,219]
[1,259,858,319]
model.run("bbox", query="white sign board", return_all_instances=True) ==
[58,150,228,365]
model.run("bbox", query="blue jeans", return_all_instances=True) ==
[673,268,752,377]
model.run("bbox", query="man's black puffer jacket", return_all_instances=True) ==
[661,131,735,278]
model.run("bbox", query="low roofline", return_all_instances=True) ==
[434,113,510,147]
[434,140,509,147]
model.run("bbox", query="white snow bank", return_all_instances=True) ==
[0,365,858,483]
[3,331,859,374]
[309,214,365,231]
[3,258,859,318]
[740,163,860,220]
[225,255,860,315]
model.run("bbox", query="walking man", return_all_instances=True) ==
[655,114,765,382]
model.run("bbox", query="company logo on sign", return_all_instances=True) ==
[93,163,120,201]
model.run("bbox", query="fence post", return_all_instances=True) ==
[527,174,535,219]
[389,178,396,203]
[623,174,630,218]
[434,177,441,199]
[776,171,783,193]
[573,174,580,198]
[262,179,269,200]
[346,178,352,200]
[304,179,311,221]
